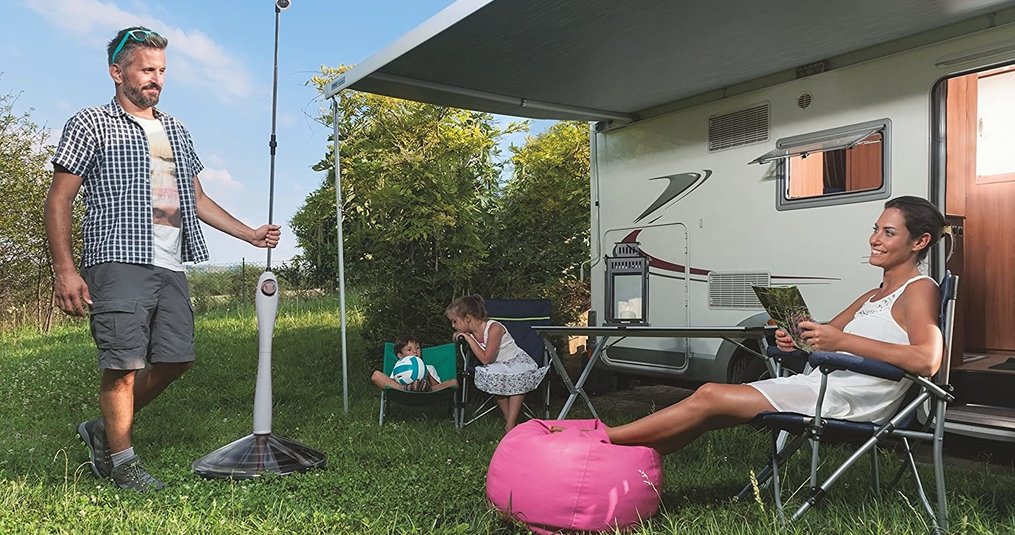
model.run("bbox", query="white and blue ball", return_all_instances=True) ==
[391,356,426,385]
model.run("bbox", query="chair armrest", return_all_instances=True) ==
[909,375,955,402]
[766,346,810,367]
[808,351,906,381]
[457,337,478,370]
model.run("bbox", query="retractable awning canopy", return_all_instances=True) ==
[325,0,1015,123]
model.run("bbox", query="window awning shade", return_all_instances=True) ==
[749,127,883,165]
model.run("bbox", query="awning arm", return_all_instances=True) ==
[337,72,638,123]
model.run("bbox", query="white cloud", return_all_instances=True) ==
[25,0,133,36]
[159,26,253,100]
[198,168,250,218]
[200,167,245,193]
[201,153,228,168]
[25,0,253,102]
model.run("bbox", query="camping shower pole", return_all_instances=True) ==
[332,96,349,414]
[192,0,326,479]
[252,0,284,437]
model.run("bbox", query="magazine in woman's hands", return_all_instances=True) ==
[752,285,813,353]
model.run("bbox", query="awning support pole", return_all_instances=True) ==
[332,96,349,414]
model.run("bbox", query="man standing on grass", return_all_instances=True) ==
[44,26,280,492]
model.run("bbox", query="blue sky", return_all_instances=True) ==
[1,0,496,266]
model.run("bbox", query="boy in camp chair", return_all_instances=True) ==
[371,337,458,392]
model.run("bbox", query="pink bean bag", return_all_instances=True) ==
[486,419,663,534]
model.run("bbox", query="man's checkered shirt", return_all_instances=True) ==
[53,99,210,268]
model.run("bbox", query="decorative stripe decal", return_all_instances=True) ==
[620,230,839,281]
[634,170,712,224]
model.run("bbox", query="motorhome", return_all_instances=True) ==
[325,0,1015,441]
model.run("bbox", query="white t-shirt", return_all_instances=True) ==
[134,116,184,271]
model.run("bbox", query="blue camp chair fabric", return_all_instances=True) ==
[457,298,555,428]
[741,271,958,531]
[379,342,459,426]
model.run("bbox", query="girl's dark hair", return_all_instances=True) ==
[446,295,488,320]
[394,337,419,355]
[884,196,947,262]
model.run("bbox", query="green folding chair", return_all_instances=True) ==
[379,342,460,427]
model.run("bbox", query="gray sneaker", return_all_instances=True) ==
[109,455,167,492]
[77,419,112,478]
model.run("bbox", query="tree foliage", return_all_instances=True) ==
[479,122,591,321]
[294,67,519,347]
[0,88,80,331]
[293,67,590,352]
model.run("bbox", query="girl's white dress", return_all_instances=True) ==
[750,275,934,423]
[473,320,550,396]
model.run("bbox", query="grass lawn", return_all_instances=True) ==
[3,297,1014,534]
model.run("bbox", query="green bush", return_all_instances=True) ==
[294,68,591,355]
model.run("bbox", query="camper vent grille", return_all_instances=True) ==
[708,272,769,309]
[708,104,769,152]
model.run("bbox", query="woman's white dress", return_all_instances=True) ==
[473,320,550,396]
[749,275,934,423]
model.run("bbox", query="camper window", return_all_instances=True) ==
[752,119,891,210]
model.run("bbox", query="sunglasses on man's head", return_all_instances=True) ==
[110,29,160,64]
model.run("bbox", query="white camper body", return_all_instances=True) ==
[589,42,929,381]
[325,0,1015,441]
[588,24,1015,441]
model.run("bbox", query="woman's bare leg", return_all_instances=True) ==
[607,383,775,455]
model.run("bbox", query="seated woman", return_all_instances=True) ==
[604,196,948,455]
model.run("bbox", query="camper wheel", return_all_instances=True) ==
[728,345,770,384]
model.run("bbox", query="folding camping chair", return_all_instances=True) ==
[457,298,555,428]
[739,271,958,532]
[378,342,459,427]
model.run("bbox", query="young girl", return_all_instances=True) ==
[447,295,548,432]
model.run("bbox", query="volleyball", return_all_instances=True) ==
[391,356,426,385]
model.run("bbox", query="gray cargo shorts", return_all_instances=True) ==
[82,262,195,370]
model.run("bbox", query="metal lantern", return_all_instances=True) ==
[604,242,650,325]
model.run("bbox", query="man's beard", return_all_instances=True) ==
[124,82,161,109]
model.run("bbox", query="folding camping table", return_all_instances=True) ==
[532,325,771,420]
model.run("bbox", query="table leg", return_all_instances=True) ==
[724,335,780,377]
[548,338,576,412]
[557,336,608,420]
